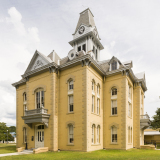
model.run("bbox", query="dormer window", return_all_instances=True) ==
[112,60,117,70]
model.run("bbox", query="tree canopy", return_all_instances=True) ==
[0,122,16,141]
[151,108,160,131]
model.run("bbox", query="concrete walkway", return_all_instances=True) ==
[0,150,33,157]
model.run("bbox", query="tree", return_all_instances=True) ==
[151,108,160,131]
[8,126,16,134]
[0,122,7,141]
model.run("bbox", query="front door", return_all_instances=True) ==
[35,125,44,148]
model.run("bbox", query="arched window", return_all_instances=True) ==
[97,125,100,143]
[128,127,130,143]
[92,124,95,144]
[23,127,27,143]
[111,60,117,70]
[97,84,100,95]
[92,96,95,113]
[35,88,44,108]
[69,125,74,143]
[23,92,27,102]
[112,88,117,96]
[131,127,132,143]
[69,80,73,90]
[92,81,95,92]
[111,126,117,143]
[23,93,27,116]
[97,99,100,115]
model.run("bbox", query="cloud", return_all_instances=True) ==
[6,7,26,36]
[0,7,40,126]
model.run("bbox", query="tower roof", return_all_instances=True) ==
[75,8,96,33]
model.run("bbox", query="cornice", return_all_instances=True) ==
[12,54,147,92]
[22,62,58,78]
[69,31,104,50]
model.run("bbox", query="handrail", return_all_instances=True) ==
[140,114,150,119]
[25,108,48,116]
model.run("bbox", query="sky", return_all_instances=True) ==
[0,0,160,126]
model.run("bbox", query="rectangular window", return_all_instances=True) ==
[128,127,130,143]
[96,49,97,59]
[36,92,40,108]
[69,125,74,143]
[82,44,86,52]
[23,128,27,143]
[112,127,117,143]
[69,95,74,112]
[93,46,95,54]
[92,125,95,144]
[97,126,100,143]
[78,46,81,52]
[97,99,100,115]
[92,96,95,113]
[92,81,94,91]
[128,86,131,99]
[128,103,131,117]
[41,91,44,107]
[112,100,117,115]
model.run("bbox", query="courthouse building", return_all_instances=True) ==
[12,8,150,151]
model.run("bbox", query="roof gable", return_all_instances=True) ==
[24,50,52,74]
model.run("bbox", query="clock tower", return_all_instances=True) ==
[69,8,104,61]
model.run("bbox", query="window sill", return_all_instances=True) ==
[68,90,73,95]
[111,95,117,100]
[92,91,95,95]
[110,143,118,145]
[128,143,132,145]
[67,144,74,146]
[91,112,101,117]
[110,115,118,117]
[128,97,131,103]
[91,143,101,146]
[67,112,74,115]
[128,116,132,119]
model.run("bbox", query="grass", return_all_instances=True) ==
[0,146,160,160]
[0,143,16,154]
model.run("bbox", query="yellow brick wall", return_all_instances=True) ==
[16,65,145,151]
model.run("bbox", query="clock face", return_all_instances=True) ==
[78,26,85,34]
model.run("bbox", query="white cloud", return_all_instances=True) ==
[6,7,26,36]
[0,7,40,126]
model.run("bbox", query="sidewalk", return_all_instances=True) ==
[0,150,33,157]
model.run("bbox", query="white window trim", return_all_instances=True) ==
[68,95,74,113]
[68,125,74,144]
[35,88,44,109]
[111,126,118,144]
[97,98,100,115]
[92,96,95,113]
[92,124,95,144]
[111,100,117,116]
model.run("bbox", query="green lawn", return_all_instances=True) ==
[0,147,160,160]
[0,143,16,154]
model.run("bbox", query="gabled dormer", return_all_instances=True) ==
[69,8,104,61]
[108,56,122,71]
